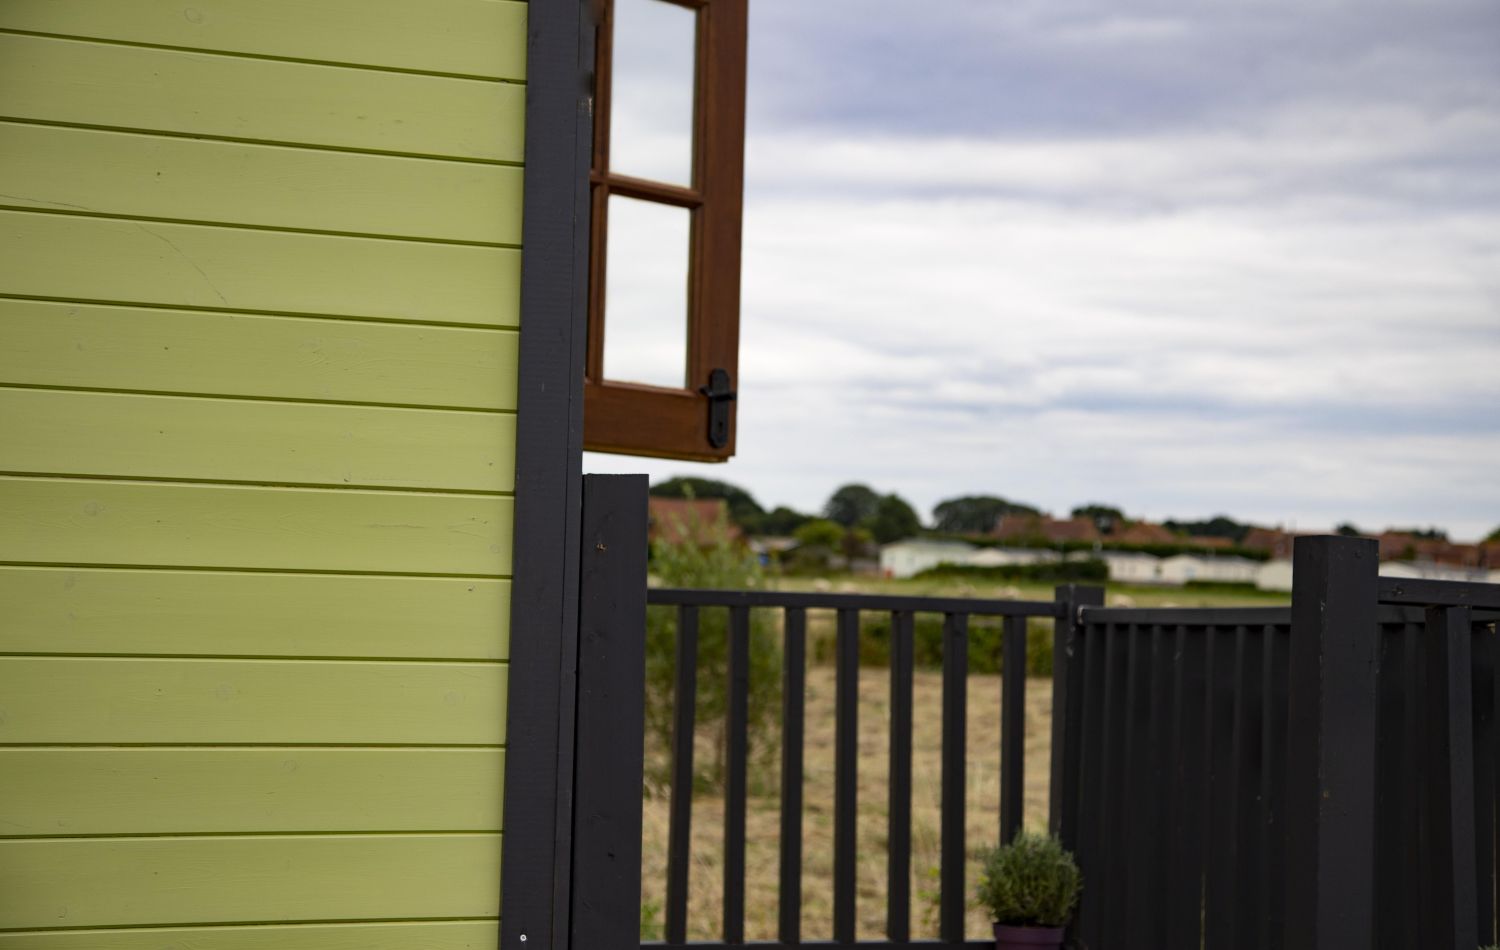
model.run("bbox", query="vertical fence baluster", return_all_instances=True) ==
[1122,623,1153,950]
[779,607,806,945]
[1403,618,1426,950]
[1101,622,1131,942]
[666,605,699,944]
[1204,624,1239,949]
[724,606,750,943]
[941,612,969,943]
[1474,617,1497,945]
[1074,616,1106,950]
[1001,614,1027,845]
[1261,624,1290,950]
[1166,624,1209,950]
[1231,623,1265,950]
[887,610,914,942]
[1142,624,1173,949]
[1424,604,1478,950]
[833,608,859,944]
[1373,616,1408,950]
[1052,586,1105,851]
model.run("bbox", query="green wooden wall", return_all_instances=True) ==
[0,2,525,944]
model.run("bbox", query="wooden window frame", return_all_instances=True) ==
[584,0,748,462]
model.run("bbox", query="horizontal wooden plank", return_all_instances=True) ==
[0,389,517,493]
[0,299,519,407]
[0,211,521,326]
[0,567,509,660]
[0,920,500,950]
[0,478,513,575]
[0,834,502,929]
[0,748,503,835]
[0,0,526,81]
[0,33,525,161]
[0,122,524,244]
[0,657,506,744]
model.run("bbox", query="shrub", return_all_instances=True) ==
[975,831,1082,927]
[645,507,781,790]
[848,614,1055,676]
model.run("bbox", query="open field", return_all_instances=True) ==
[641,667,1054,941]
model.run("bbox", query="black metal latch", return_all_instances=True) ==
[698,368,736,449]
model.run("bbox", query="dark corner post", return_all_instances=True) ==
[1051,583,1105,847]
[1285,535,1379,950]
[570,475,649,949]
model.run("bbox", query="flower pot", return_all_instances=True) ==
[993,923,1066,950]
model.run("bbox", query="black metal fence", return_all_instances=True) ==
[642,587,1074,948]
[567,480,1499,950]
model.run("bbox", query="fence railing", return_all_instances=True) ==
[642,587,1071,948]
[567,480,1500,950]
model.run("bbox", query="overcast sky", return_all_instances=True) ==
[585,0,1500,540]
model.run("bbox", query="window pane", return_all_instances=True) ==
[603,195,691,388]
[610,0,697,186]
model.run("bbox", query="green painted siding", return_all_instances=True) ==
[0,3,524,944]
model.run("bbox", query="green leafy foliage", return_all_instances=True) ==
[761,505,813,536]
[1163,514,1253,544]
[645,509,781,790]
[975,832,1082,927]
[823,483,881,528]
[1487,526,1500,544]
[867,493,923,544]
[913,559,1109,584]
[829,614,1055,677]
[932,495,1041,534]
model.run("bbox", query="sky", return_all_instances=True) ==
[585,0,1500,540]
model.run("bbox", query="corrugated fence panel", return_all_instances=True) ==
[0,657,507,745]
[0,210,521,325]
[0,921,501,950]
[0,748,505,835]
[0,33,525,161]
[0,122,524,244]
[0,567,510,660]
[0,477,513,575]
[0,0,528,80]
[0,834,502,929]
[0,389,517,493]
[0,300,520,407]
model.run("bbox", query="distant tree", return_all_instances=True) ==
[1072,503,1127,534]
[760,505,812,536]
[1487,525,1500,544]
[651,477,766,533]
[932,495,1041,534]
[1335,522,1365,537]
[794,518,845,550]
[1163,515,1252,544]
[841,525,874,561]
[866,493,922,544]
[823,483,881,528]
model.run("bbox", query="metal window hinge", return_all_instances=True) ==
[699,368,737,449]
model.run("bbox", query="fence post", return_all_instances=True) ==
[570,474,649,949]
[1285,535,1379,950]
[1051,583,1105,847]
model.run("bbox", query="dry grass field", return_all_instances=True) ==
[640,666,1055,941]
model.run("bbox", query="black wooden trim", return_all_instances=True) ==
[649,588,1061,616]
[499,0,595,946]
[571,474,650,947]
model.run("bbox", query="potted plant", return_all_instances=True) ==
[975,831,1082,950]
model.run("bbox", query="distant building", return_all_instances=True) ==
[879,539,977,579]
[967,547,1059,568]
[648,497,742,547]
[1377,560,1491,583]
[1098,551,1162,584]
[1256,559,1294,592]
[1159,554,1259,585]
